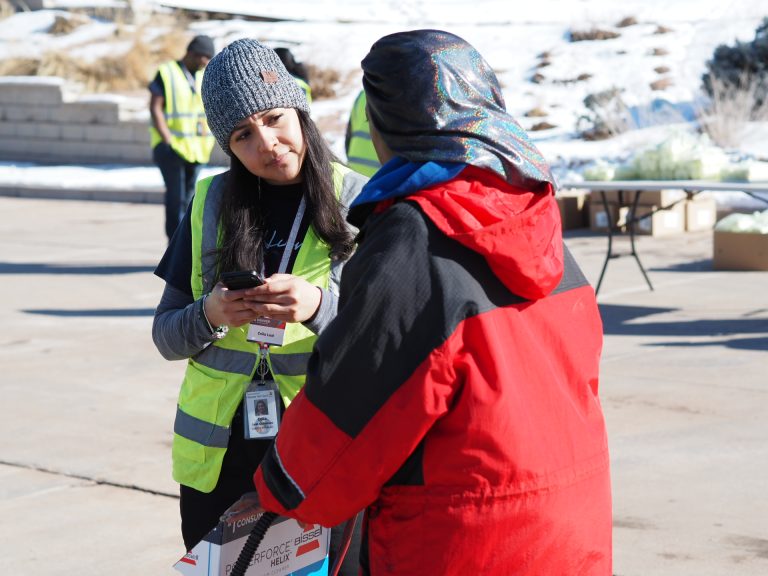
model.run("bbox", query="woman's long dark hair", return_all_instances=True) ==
[214,109,355,279]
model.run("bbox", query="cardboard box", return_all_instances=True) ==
[626,203,686,236]
[175,513,329,576]
[556,192,588,229]
[589,201,618,232]
[713,231,768,271]
[684,198,717,232]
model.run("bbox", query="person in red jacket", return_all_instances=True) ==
[229,29,612,575]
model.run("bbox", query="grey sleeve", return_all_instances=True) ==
[303,287,338,335]
[152,283,215,361]
[338,169,368,237]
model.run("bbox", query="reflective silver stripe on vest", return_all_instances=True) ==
[194,345,257,375]
[165,112,202,119]
[351,130,372,140]
[168,128,198,138]
[270,352,312,376]
[193,344,309,377]
[174,405,230,448]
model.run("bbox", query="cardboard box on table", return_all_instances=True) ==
[713,231,768,271]
[175,512,330,576]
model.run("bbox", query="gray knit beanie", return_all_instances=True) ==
[201,38,310,156]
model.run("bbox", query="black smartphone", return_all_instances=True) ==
[220,270,265,290]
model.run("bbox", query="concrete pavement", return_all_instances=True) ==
[0,193,766,575]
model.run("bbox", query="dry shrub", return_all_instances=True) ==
[616,16,638,28]
[525,107,548,117]
[90,46,154,92]
[570,28,620,42]
[50,14,89,35]
[553,73,592,85]
[8,40,156,93]
[0,12,191,93]
[0,57,39,76]
[699,72,768,147]
[577,88,632,140]
[654,25,673,35]
[581,128,613,141]
[530,72,545,84]
[306,64,341,99]
[650,77,673,91]
[146,25,190,64]
[0,0,15,21]
[654,65,671,74]
[651,47,669,56]
[530,121,557,131]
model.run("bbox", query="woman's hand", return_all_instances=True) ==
[203,281,266,328]
[203,274,322,328]
[241,274,322,323]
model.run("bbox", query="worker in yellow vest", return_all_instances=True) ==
[151,38,366,572]
[275,47,313,105]
[345,89,381,177]
[149,35,216,240]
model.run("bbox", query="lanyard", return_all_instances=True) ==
[275,194,306,275]
[257,343,270,384]
[256,194,306,382]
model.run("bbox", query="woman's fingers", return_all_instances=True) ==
[240,275,321,323]
[206,282,268,327]
[207,275,321,325]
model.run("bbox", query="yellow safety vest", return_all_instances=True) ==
[293,76,312,105]
[346,90,381,177]
[149,61,215,164]
[173,163,353,493]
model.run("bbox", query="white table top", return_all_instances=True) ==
[559,180,768,193]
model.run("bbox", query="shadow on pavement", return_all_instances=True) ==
[648,336,768,351]
[648,258,712,272]
[0,262,154,275]
[599,303,768,346]
[23,308,155,317]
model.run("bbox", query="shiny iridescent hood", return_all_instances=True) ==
[361,29,556,192]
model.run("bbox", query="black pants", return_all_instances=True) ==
[179,404,361,574]
[152,142,201,240]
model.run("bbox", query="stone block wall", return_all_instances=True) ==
[0,76,228,166]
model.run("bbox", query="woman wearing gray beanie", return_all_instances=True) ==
[151,38,366,569]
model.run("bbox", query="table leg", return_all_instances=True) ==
[595,190,613,294]
[629,192,654,291]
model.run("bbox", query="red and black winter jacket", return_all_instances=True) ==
[254,166,612,575]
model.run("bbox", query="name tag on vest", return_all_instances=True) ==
[247,316,286,346]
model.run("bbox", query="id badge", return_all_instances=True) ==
[243,380,281,440]
[247,317,286,346]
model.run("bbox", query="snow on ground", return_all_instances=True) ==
[0,0,766,200]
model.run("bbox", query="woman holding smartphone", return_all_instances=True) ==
[151,38,366,564]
